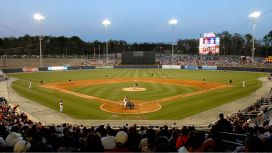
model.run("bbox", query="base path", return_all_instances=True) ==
[42,78,230,114]
[1,77,271,127]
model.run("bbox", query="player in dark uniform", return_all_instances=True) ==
[229,80,232,85]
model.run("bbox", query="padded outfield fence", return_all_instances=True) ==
[2,65,272,73]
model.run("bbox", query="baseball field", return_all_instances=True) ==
[8,69,266,120]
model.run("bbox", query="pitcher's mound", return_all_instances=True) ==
[122,87,146,92]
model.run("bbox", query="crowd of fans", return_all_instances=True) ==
[0,94,272,152]
[156,54,271,67]
[81,55,121,66]
[80,54,272,67]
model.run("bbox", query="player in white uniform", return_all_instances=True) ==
[28,81,32,89]
[60,100,63,113]
[123,96,128,108]
[242,81,246,88]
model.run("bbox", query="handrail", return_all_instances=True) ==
[217,131,247,137]
[221,140,243,146]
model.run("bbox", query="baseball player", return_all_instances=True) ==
[242,81,246,88]
[28,81,32,89]
[123,96,128,108]
[60,99,63,113]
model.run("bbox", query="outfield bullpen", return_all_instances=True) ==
[8,69,266,120]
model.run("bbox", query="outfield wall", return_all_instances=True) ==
[1,65,272,73]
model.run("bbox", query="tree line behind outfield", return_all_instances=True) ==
[0,30,271,57]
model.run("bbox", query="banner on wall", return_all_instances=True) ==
[22,67,39,72]
[48,66,68,71]
[162,65,181,69]
[95,66,114,69]
[202,66,217,70]
[184,65,198,70]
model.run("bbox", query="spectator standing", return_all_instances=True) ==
[214,113,232,132]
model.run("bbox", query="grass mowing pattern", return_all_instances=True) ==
[8,69,266,120]
[71,82,198,101]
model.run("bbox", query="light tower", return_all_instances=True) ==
[102,19,111,64]
[248,11,261,63]
[33,13,45,67]
[168,19,178,65]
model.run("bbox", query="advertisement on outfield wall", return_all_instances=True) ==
[22,67,39,72]
[162,65,181,69]
[199,32,220,55]
[48,66,68,71]
[202,66,217,70]
[95,66,114,69]
[184,65,199,70]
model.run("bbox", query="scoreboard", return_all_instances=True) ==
[199,33,220,55]
[121,51,155,65]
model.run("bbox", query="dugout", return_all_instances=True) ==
[121,51,155,65]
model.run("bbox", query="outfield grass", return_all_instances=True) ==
[8,69,266,120]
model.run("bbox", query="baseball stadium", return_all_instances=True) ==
[1,0,272,152]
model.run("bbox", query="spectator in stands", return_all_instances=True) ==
[28,131,53,152]
[101,126,116,151]
[13,139,31,153]
[82,132,104,152]
[139,128,156,152]
[262,134,272,152]
[111,131,129,152]
[168,128,179,150]
[5,126,23,147]
[214,113,232,132]
[178,131,206,152]
[202,137,218,152]
[176,126,189,149]
[235,135,264,152]
[153,136,176,152]
[0,137,5,149]
[127,126,141,152]
[138,126,147,138]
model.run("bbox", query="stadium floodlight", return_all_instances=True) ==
[248,11,261,18]
[248,11,261,63]
[102,19,111,64]
[169,19,178,65]
[33,13,45,68]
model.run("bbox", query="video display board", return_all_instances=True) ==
[199,33,220,55]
